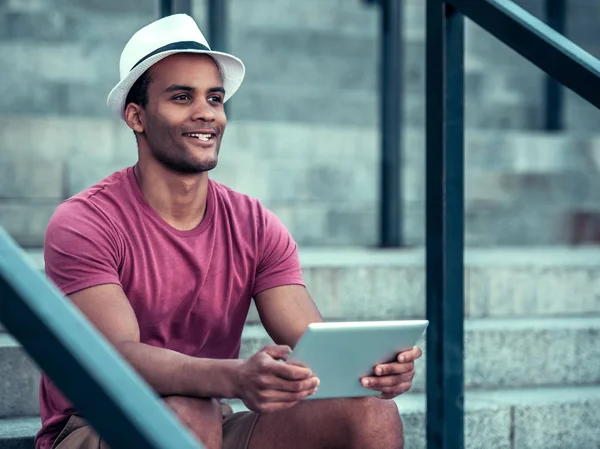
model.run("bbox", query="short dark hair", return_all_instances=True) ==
[124,70,153,111]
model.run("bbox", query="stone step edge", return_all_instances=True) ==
[0,417,40,441]
[21,247,600,272]
[241,316,600,340]
[2,385,599,441]
[226,384,600,414]
[3,315,600,341]
[2,114,600,138]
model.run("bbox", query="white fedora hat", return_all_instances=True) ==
[106,13,245,119]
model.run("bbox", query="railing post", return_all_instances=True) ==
[160,0,173,17]
[379,0,404,247]
[160,0,192,17]
[425,1,465,448]
[544,0,566,131]
[207,0,229,115]
[363,0,405,247]
[207,0,228,52]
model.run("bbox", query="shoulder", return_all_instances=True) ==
[210,178,268,221]
[44,170,130,294]
[209,179,291,241]
[47,168,131,240]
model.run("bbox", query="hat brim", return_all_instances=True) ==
[106,49,245,119]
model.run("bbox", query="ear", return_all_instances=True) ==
[124,103,145,134]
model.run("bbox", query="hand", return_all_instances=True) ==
[234,345,320,413]
[360,346,422,400]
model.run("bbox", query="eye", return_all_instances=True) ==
[173,94,191,101]
[209,95,223,103]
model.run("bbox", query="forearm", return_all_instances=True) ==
[117,340,241,399]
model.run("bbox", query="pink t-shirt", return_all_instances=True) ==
[35,166,304,449]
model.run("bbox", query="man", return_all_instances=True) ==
[35,14,422,449]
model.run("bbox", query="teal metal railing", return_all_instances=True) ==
[425,1,600,448]
[0,228,203,448]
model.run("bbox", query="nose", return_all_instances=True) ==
[191,99,216,122]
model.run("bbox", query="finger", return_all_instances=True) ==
[361,373,413,389]
[258,385,319,403]
[373,361,414,376]
[262,344,292,361]
[397,346,423,363]
[268,359,314,381]
[263,375,320,393]
[374,382,413,395]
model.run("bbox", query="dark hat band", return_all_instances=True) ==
[131,40,211,71]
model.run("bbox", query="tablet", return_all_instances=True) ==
[287,320,428,400]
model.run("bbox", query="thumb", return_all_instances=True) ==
[261,344,292,361]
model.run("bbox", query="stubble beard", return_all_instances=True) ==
[142,113,222,174]
[151,143,220,174]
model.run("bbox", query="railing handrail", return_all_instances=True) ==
[449,0,600,109]
[0,227,204,449]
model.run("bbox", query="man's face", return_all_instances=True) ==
[134,53,227,174]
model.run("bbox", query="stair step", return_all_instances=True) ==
[240,316,600,393]
[222,385,600,449]
[4,5,586,130]
[226,0,383,37]
[0,75,534,129]
[0,417,39,449]
[229,84,534,128]
[0,386,598,449]
[2,1,599,131]
[19,246,600,320]
[1,118,597,170]
[3,315,600,417]
[2,120,598,192]
[0,335,40,418]
[5,130,597,203]
[4,247,600,415]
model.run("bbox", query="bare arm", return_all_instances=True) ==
[254,285,423,401]
[254,284,323,348]
[69,284,239,399]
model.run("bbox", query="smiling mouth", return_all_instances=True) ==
[183,132,216,142]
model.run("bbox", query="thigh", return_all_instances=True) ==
[247,398,356,449]
[247,397,401,449]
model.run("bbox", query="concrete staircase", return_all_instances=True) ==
[2,0,600,447]
[3,117,600,248]
[2,249,600,448]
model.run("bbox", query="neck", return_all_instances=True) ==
[134,160,209,231]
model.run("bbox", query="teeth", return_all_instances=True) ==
[186,133,212,141]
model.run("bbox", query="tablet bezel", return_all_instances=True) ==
[287,320,428,400]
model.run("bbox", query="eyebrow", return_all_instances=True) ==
[163,85,226,95]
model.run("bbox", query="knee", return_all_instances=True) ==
[344,397,404,449]
[163,395,222,449]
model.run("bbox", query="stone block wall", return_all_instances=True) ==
[1,0,600,248]
[2,0,598,128]
[3,117,600,247]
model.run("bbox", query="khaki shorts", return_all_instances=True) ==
[51,403,259,449]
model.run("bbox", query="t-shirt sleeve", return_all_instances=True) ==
[44,199,123,297]
[253,206,305,297]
